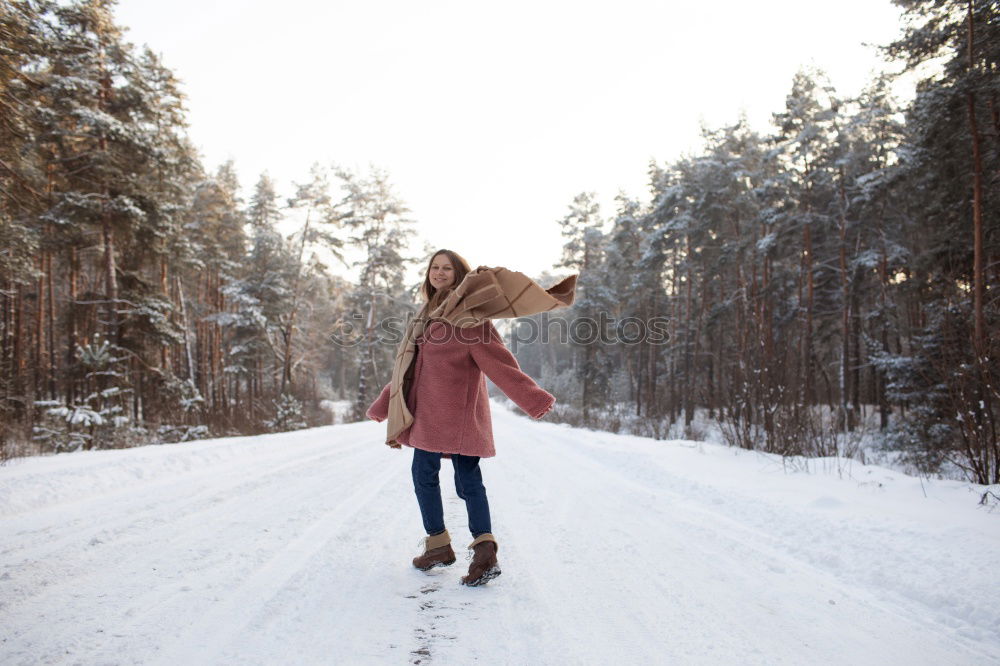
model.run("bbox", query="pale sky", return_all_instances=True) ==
[114,0,906,282]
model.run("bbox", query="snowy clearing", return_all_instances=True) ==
[1,402,998,665]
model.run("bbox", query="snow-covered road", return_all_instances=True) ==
[2,403,998,665]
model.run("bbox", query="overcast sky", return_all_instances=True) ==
[113,0,906,282]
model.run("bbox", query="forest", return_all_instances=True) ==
[1,0,997,484]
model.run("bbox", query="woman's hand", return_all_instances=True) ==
[534,399,555,419]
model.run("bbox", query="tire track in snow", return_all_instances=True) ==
[539,423,1000,658]
[490,419,701,663]
[0,424,371,518]
[490,409,998,664]
[0,435,371,567]
[197,448,442,664]
[0,438,372,611]
[148,454,406,666]
[1,434,390,665]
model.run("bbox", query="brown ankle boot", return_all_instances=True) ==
[460,534,501,586]
[412,530,456,571]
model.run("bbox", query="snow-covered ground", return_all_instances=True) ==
[1,401,998,665]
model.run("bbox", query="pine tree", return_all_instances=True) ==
[333,166,415,421]
[557,192,608,423]
[878,0,1000,482]
[0,0,49,449]
[264,393,308,432]
[283,163,343,394]
[231,172,297,428]
[770,68,842,415]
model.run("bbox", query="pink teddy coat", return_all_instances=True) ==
[366,319,554,458]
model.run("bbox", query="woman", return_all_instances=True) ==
[366,249,560,587]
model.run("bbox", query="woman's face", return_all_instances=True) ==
[428,254,456,290]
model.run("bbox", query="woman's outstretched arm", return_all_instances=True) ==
[468,321,555,419]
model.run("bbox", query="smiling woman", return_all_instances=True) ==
[424,250,467,309]
[365,250,575,586]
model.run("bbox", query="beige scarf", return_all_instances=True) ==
[383,266,577,447]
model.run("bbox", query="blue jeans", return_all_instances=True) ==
[411,448,492,538]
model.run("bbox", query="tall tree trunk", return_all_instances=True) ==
[175,275,195,383]
[705,281,716,421]
[354,295,376,421]
[160,257,169,371]
[635,307,644,417]
[101,216,119,345]
[33,252,44,409]
[837,169,854,431]
[281,211,312,395]
[1,283,8,407]
[252,353,261,426]
[13,283,25,420]
[216,268,228,424]
[46,250,56,400]
[967,0,986,360]
[210,269,221,419]
[965,0,996,482]
[761,236,774,441]
[1,281,10,442]
[802,221,815,409]
[649,295,659,418]
[196,272,207,404]
[850,265,862,417]
[683,237,694,428]
[67,246,78,406]
[96,27,119,349]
